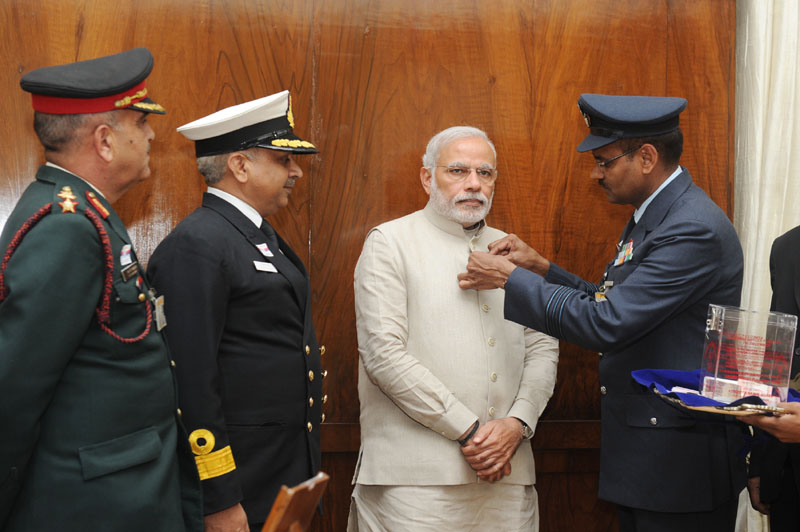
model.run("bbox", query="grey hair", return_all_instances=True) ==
[33,110,119,153]
[421,126,496,170]
[196,153,231,185]
[196,148,261,185]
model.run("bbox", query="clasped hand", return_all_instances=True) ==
[460,418,524,483]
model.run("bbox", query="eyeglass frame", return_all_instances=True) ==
[434,164,498,184]
[594,145,643,168]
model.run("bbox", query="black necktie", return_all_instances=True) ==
[259,221,281,255]
[259,220,307,311]
[617,216,636,250]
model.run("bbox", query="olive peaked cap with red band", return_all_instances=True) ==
[20,47,165,115]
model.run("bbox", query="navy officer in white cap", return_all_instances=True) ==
[0,48,202,531]
[458,94,746,531]
[148,90,324,532]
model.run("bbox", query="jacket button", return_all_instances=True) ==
[320,345,326,356]
[322,370,328,379]
[321,413,326,423]
[138,293,146,302]
[170,360,176,367]
[176,408,182,417]
[600,386,607,395]
[307,422,313,432]
[305,345,311,355]
[308,397,314,408]
[323,395,328,404]
[308,370,314,382]
[650,417,658,426]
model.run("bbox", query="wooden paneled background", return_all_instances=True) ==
[0,1,735,530]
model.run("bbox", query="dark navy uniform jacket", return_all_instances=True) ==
[148,193,322,524]
[504,169,747,512]
[0,165,202,531]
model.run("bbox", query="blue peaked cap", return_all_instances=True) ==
[576,93,688,152]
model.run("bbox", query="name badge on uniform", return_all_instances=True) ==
[121,261,140,282]
[614,241,634,267]
[153,294,167,331]
[254,260,278,273]
[120,244,133,266]
[256,243,274,257]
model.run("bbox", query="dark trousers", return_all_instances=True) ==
[618,496,738,532]
[769,462,800,532]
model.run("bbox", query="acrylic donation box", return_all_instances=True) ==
[702,304,797,406]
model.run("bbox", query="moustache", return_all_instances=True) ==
[454,192,487,205]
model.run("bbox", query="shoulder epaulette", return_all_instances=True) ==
[55,185,81,214]
[0,186,152,342]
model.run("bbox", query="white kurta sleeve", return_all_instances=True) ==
[354,228,478,440]
[507,328,559,433]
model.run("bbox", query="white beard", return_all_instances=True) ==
[428,175,493,225]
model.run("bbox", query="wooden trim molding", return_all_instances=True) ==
[320,420,601,453]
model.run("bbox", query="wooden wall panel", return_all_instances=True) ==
[667,0,737,212]
[0,1,735,530]
[527,0,668,422]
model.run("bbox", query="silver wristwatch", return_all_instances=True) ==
[515,417,534,440]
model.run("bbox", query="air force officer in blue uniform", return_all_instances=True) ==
[458,94,746,531]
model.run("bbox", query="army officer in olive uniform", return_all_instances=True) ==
[148,91,325,532]
[0,49,202,531]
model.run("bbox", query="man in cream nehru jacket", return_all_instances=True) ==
[349,126,559,531]
[148,91,325,532]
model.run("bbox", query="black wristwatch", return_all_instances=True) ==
[458,421,480,446]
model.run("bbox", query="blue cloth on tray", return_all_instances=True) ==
[631,368,800,407]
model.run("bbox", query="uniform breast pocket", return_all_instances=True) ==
[78,426,162,481]
[104,277,151,336]
[610,255,640,280]
[113,277,144,305]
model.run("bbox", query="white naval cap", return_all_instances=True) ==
[177,90,318,157]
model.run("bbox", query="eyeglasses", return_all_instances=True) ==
[595,145,642,168]
[436,165,498,184]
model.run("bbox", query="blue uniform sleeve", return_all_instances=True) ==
[504,217,728,353]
